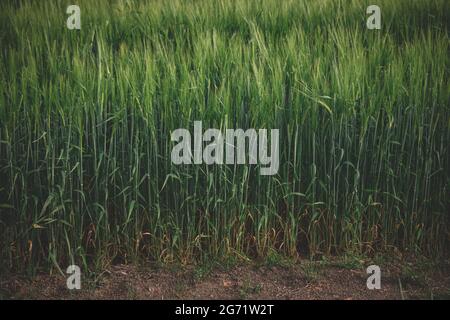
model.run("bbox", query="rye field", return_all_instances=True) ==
[0,0,449,275]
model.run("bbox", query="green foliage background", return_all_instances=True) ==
[0,0,449,272]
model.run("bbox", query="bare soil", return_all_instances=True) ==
[2,259,449,300]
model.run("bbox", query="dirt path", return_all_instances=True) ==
[2,260,449,300]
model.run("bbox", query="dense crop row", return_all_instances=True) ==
[0,0,449,272]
